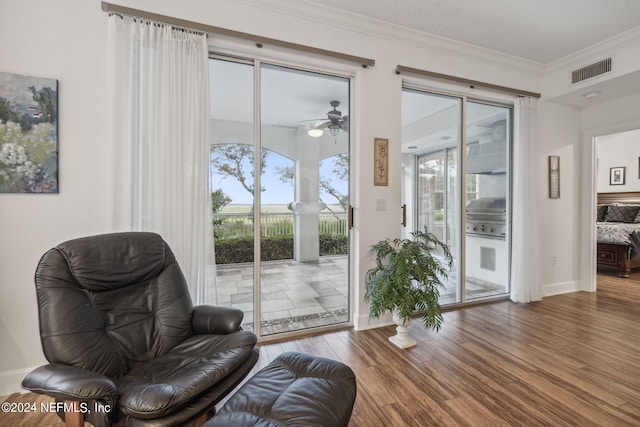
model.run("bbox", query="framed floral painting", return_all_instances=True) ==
[0,71,58,193]
[374,137,388,186]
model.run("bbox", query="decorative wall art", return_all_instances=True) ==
[548,155,560,199]
[0,71,58,193]
[374,137,388,186]
[610,166,625,186]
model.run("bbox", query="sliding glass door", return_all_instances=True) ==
[465,101,511,300]
[209,58,256,326]
[402,88,511,305]
[406,91,462,302]
[210,57,350,337]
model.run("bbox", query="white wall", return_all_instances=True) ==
[596,129,640,193]
[0,0,112,396]
[0,0,611,395]
[538,101,581,294]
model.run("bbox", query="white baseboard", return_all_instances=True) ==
[353,312,393,331]
[0,367,35,396]
[544,280,580,297]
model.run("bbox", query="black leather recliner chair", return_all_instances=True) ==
[22,232,259,427]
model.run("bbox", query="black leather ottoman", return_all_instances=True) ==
[205,351,357,427]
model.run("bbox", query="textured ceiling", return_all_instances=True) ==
[302,0,640,64]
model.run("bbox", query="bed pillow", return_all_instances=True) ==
[605,204,640,223]
[597,205,608,222]
[612,203,640,223]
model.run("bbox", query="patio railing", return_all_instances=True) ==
[213,211,347,239]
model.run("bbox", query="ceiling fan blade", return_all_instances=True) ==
[302,101,347,132]
[339,115,349,132]
[300,118,328,123]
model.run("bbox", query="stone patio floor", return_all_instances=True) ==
[214,256,349,335]
[214,255,506,336]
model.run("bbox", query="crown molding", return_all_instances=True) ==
[545,25,640,73]
[233,0,545,77]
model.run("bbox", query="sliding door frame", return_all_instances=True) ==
[211,53,355,340]
[252,59,263,337]
[403,83,514,306]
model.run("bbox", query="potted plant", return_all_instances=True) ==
[365,230,453,348]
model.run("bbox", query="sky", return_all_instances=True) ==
[210,150,347,206]
[209,57,349,207]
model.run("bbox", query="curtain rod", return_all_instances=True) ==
[395,65,541,98]
[101,2,375,68]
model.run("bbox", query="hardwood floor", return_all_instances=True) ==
[3,271,640,426]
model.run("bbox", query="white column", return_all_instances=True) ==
[290,201,326,262]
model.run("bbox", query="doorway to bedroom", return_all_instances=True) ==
[594,128,640,281]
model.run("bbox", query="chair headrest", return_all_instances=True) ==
[53,232,169,291]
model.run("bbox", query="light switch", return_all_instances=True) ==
[376,198,387,211]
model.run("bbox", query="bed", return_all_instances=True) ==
[597,192,640,278]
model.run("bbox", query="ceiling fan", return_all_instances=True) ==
[306,100,349,139]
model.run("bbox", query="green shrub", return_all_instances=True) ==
[319,233,348,256]
[215,235,293,264]
[260,235,294,261]
[215,233,348,264]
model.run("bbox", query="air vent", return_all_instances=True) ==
[571,58,612,84]
[480,246,496,271]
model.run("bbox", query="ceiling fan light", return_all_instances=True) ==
[329,125,340,136]
[308,128,324,138]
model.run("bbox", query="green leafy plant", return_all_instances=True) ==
[213,234,347,264]
[365,230,453,331]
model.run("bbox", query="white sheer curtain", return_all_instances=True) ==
[107,14,215,304]
[510,96,543,303]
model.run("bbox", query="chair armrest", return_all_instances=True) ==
[192,305,244,334]
[22,363,118,406]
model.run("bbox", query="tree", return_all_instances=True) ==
[211,189,231,213]
[0,97,20,125]
[0,98,12,123]
[276,165,294,187]
[211,189,231,240]
[319,175,348,211]
[331,153,349,182]
[321,153,349,210]
[28,86,57,123]
[210,144,268,196]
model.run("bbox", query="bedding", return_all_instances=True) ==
[604,204,640,223]
[596,194,640,277]
[597,222,640,258]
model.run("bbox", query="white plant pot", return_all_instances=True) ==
[389,311,417,349]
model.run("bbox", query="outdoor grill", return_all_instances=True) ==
[465,197,507,239]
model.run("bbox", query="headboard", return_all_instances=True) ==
[597,192,640,205]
